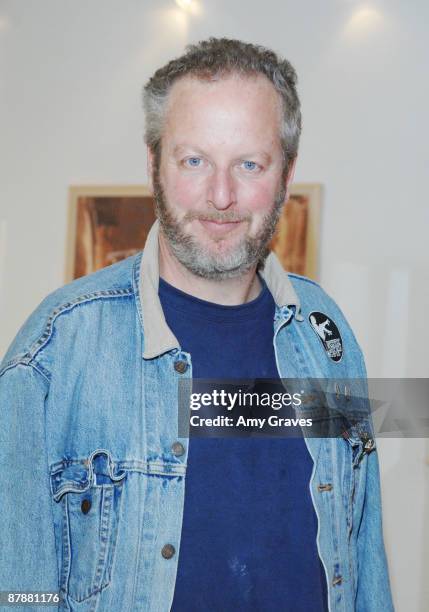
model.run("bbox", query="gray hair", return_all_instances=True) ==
[142,37,301,171]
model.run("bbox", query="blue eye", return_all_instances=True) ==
[242,160,258,171]
[186,157,202,167]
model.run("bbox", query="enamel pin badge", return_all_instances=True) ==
[309,312,343,362]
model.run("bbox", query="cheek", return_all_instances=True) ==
[162,170,207,212]
[238,180,280,214]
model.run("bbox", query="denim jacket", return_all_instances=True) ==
[0,220,394,612]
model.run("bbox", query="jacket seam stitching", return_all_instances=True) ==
[288,273,321,287]
[132,251,145,332]
[27,359,51,384]
[0,357,50,383]
[0,288,135,377]
[0,359,51,386]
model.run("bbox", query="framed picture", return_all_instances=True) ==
[67,183,321,281]
[270,183,322,280]
[66,185,156,281]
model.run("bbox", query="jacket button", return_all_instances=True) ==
[161,544,176,559]
[171,441,185,457]
[81,498,91,514]
[317,483,333,492]
[332,575,342,586]
[174,360,188,374]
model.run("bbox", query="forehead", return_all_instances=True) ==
[162,73,283,149]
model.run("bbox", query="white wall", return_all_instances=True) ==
[1,1,428,609]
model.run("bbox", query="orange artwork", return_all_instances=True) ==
[270,184,321,280]
[67,187,155,281]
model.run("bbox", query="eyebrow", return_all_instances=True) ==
[172,145,206,156]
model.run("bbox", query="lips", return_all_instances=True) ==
[199,219,243,234]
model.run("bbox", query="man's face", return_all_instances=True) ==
[149,73,294,280]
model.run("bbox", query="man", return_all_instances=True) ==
[0,38,393,611]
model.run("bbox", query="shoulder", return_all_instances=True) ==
[287,272,366,366]
[287,272,336,310]
[1,253,141,374]
[287,271,322,292]
[287,272,343,313]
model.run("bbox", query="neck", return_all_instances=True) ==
[158,232,262,305]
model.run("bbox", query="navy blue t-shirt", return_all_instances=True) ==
[159,276,328,612]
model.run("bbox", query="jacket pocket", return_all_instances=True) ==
[50,448,126,603]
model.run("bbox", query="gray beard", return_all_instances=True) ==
[152,161,286,281]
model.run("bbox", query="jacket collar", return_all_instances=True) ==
[139,219,301,359]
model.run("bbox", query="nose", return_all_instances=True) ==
[208,167,236,210]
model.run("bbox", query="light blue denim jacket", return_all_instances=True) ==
[0,220,394,612]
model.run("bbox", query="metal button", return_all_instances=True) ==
[171,441,185,457]
[317,483,333,492]
[174,360,188,374]
[161,544,175,559]
[332,575,343,586]
[81,498,91,514]
[364,438,375,452]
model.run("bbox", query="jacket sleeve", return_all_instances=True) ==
[355,353,395,611]
[355,446,395,611]
[0,363,60,611]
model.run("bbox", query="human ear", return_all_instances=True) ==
[284,156,297,202]
[147,146,154,192]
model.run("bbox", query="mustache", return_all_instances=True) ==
[183,211,251,223]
